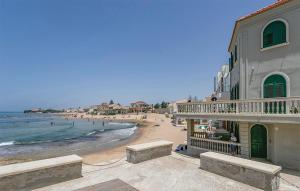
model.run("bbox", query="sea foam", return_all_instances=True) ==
[0,141,14,147]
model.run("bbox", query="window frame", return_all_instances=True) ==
[261,71,290,98]
[260,18,289,51]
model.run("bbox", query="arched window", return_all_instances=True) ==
[263,20,287,48]
[263,74,286,98]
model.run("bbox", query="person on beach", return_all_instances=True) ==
[230,133,237,155]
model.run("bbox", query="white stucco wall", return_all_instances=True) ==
[230,1,300,99]
[271,124,300,171]
[244,122,300,171]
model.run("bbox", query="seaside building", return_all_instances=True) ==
[214,64,230,100]
[168,99,188,126]
[96,103,109,115]
[96,102,129,115]
[177,0,300,170]
[130,101,150,113]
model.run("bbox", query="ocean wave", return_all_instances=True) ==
[0,125,137,147]
[86,131,97,136]
[0,141,14,147]
[115,126,137,137]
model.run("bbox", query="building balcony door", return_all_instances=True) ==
[263,74,286,113]
[251,124,267,158]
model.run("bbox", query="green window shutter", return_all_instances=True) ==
[264,75,287,114]
[263,21,287,48]
[234,45,237,62]
[263,74,286,98]
[231,52,233,64]
[235,84,238,100]
[237,83,239,99]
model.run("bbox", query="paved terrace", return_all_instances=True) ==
[35,153,300,191]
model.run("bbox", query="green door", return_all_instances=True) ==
[251,125,267,158]
[264,74,286,113]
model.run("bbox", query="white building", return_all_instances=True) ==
[177,0,300,171]
[214,64,230,100]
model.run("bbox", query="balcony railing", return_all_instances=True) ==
[190,137,241,155]
[193,132,208,139]
[178,97,300,115]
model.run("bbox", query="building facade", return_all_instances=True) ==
[130,101,150,113]
[177,0,300,171]
[214,64,230,100]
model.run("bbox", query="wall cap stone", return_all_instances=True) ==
[0,154,82,178]
[126,140,173,151]
[200,152,281,174]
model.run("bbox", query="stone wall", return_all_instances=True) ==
[0,155,82,191]
[200,152,281,191]
[126,141,173,164]
[239,122,250,159]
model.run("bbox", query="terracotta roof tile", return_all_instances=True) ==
[238,0,290,22]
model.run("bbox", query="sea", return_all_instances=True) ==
[0,112,137,159]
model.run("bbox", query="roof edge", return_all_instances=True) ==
[228,0,292,52]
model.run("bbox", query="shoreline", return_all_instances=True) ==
[79,113,186,164]
[0,113,186,165]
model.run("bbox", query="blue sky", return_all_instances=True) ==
[0,0,274,111]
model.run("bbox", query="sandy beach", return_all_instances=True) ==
[0,113,186,165]
[74,113,187,164]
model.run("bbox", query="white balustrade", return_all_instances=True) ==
[178,97,300,115]
[190,137,241,155]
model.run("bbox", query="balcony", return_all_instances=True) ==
[177,97,300,124]
[191,132,241,156]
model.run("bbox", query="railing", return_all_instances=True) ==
[193,132,207,138]
[190,137,241,155]
[178,97,300,115]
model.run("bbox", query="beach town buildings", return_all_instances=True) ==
[96,102,129,115]
[96,103,110,114]
[105,103,129,115]
[168,99,188,126]
[177,0,300,171]
[130,101,150,113]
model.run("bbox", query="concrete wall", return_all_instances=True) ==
[200,152,281,191]
[239,122,250,159]
[230,1,300,99]
[0,155,82,191]
[186,119,193,155]
[240,122,300,171]
[126,141,173,164]
[270,124,300,170]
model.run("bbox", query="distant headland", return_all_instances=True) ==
[23,108,63,113]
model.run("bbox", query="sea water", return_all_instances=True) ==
[0,112,137,158]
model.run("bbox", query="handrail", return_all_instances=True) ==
[190,137,241,155]
[178,96,300,105]
[177,97,300,115]
[191,136,241,146]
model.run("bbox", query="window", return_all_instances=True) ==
[263,20,287,48]
[263,74,286,98]
[263,74,287,113]
[230,83,239,100]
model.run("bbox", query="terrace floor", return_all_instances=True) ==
[34,153,300,191]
